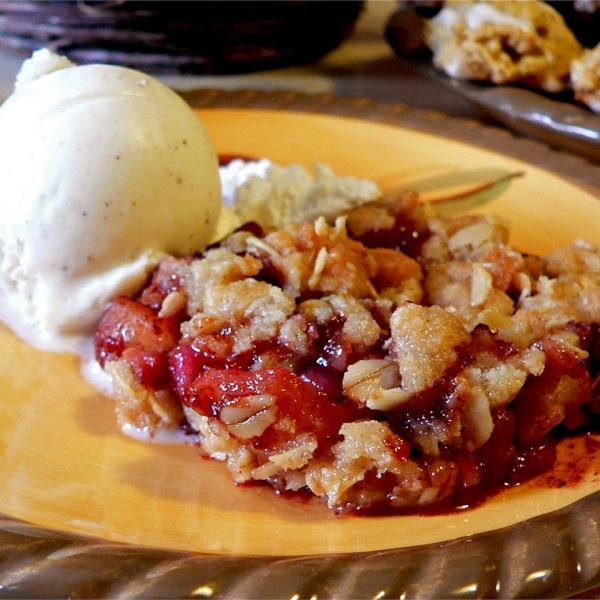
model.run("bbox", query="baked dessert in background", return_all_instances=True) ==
[422,0,582,93]
[571,43,600,113]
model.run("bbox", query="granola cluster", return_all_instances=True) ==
[95,190,600,512]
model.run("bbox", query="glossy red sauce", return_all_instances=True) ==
[353,211,429,258]
[218,153,257,166]
[187,366,363,453]
[534,434,600,490]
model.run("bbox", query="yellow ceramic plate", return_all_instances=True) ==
[2,92,600,598]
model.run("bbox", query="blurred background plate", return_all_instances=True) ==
[385,5,600,165]
[403,58,600,166]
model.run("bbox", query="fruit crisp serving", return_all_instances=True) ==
[94,186,600,513]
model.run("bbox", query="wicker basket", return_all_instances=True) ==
[0,1,365,74]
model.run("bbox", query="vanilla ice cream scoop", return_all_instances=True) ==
[0,50,221,350]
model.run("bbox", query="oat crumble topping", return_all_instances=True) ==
[94,189,600,513]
